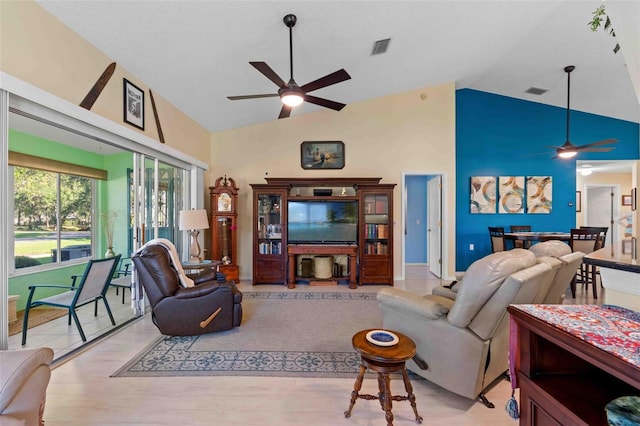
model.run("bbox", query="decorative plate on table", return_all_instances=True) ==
[366,330,399,347]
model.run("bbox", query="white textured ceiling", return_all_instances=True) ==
[36,0,640,134]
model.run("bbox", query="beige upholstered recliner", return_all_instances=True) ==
[432,240,584,304]
[377,249,556,407]
[528,240,585,304]
[0,347,54,425]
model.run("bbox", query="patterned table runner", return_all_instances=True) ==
[514,304,640,367]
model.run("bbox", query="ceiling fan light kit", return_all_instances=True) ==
[558,149,577,159]
[227,14,351,119]
[549,65,617,159]
[279,85,304,107]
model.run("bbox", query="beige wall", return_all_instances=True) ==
[0,1,211,169]
[211,83,457,280]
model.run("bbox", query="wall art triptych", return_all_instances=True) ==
[470,175,552,214]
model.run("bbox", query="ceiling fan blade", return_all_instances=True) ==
[579,147,615,153]
[300,69,351,93]
[250,61,286,88]
[278,104,292,119]
[577,138,618,149]
[304,95,346,111]
[227,93,279,100]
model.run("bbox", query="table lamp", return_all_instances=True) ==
[179,209,210,262]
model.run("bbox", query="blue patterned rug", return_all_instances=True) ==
[112,291,385,378]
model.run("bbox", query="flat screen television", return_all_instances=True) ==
[288,200,358,244]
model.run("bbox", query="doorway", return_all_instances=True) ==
[403,173,444,280]
[584,185,619,247]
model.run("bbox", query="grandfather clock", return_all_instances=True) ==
[209,176,239,282]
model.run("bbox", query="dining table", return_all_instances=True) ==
[504,231,571,248]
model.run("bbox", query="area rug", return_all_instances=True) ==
[9,308,68,336]
[113,291,385,378]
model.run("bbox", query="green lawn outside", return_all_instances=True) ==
[14,238,91,256]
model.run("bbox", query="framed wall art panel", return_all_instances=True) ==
[498,176,525,214]
[526,176,552,214]
[470,176,496,214]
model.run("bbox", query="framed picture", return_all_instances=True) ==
[622,194,632,206]
[470,176,496,214]
[300,141,345,169]
[498,176,524,214]
[526,176,552,214]
[576,190,582,212]
[123,78,144,130]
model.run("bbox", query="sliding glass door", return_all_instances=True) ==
[0,84,205,354]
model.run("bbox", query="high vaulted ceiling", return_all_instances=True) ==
[37,1,639,133]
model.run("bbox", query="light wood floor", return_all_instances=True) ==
[32,265,604,425]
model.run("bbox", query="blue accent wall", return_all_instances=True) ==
[456,89,639,270]
[406,175,428,263]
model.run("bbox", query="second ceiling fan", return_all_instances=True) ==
[550,65,617,159]
[227,14,351,119]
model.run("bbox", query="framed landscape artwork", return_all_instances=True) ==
[300,141,345,169]
[123,78,145,130]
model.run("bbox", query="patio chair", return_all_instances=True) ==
[21,255,121,345]
[110,256,133,304]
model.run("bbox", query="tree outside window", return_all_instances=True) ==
[14,167,93,269]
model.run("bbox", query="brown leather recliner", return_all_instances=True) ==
[132,244,242,336]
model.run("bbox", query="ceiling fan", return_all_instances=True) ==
[227,14,351,119]
[549,65,617,159]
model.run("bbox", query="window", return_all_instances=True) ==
[13,166,94,269]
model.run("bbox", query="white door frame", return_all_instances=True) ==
[427,176,442,278]
[401,171,448,281]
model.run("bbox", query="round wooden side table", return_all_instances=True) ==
[344,329,423,425]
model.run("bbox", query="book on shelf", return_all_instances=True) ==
[258,241,281,255]
[364,241,388,255]
[364,223,388,239]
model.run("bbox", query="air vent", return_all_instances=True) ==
[525,87,548,95]
[372,38,391,55]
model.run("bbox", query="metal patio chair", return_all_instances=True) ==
[21,255,121,344]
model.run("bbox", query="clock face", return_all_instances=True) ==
[218,192,232,212]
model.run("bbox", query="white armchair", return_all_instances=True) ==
[0,347,54,425]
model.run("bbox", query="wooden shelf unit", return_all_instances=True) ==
[250,177,395,287]
[507,305,640,426]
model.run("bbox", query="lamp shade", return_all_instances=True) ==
[179,209,209,230]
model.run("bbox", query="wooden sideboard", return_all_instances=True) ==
[508,305,640,425]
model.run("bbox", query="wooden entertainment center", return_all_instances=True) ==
[250,177,395,288]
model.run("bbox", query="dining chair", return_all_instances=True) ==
[488,227,506,252]
[568,228,601,299]
[580,226,608,290]
[21,255,121,344]
[509,225,532,248]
